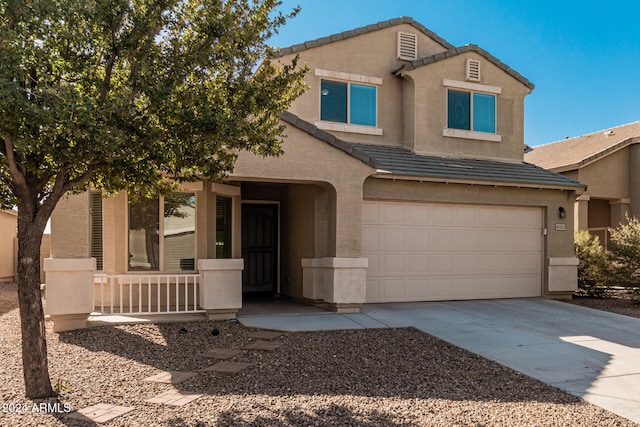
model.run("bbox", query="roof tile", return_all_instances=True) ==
[525,122,640,170]
[279,113,582,190]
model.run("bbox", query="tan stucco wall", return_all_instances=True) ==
[400,51,530,161]
[577,147,629,199]
[51,192,90,258]
[278,23,450,147]
[0,211,17,280]
[233,124,376,258]
[629,144,640,219]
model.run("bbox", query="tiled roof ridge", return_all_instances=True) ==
[277,112,382,168]
[533,120,640,148]
[394,44,534,90]
[272,16,455,57]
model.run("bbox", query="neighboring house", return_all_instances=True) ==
[46,17,584,330]
[1,210,17,282]
[525,121,640,247]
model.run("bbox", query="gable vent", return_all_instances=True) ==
[466,59,481,81]
[397,31,418,61]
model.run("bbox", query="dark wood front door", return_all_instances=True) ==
[242,204,278,296]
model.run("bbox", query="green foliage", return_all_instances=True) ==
[608,214,640,286]
[0,0,307,398]
[0,0,308,212]
[574,230,609,295]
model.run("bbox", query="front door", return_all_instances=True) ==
[241,203,278,296]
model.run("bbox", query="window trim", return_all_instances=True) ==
[126,192,197,273]
[443,79,501,142]
[315,69,383,135]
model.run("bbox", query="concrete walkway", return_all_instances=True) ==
[238,298,640,424]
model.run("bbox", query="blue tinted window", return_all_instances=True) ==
[472,93,496,133]
[447,90,470,130]
[350,84,376,126]
[320,81,347,123]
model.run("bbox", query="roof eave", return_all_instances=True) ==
[272,16,454,59]
[393,44,534,91]
[371,171,586,192]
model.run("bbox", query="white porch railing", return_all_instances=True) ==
[94,274,203,315]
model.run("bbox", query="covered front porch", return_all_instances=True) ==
[45,179,369,332]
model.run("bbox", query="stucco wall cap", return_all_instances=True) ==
[198,259,244,271]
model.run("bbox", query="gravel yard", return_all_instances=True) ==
[0,282,637,426]
[570,289,640,319]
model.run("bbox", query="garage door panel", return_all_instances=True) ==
[363,201,542,303]
[362,202,380,222]
[405,204,431,224]
[406,254,430,273]
[366,254,380,274]
[382,227,406,248]
[362,225,380,250]
[383,254,405,273]
[406,228,430,249]
[381,204,406,223]
[382,279,406,299]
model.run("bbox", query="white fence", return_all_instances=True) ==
[94,274,203,315]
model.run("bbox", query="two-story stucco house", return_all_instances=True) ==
[525,121,640,247]
[45,17,584,331]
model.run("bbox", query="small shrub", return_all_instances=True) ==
[608,214,640,288]
[574,230,609,296]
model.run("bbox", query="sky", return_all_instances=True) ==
[268,0,640,147]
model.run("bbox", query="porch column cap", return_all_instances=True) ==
[609,198,631,205]
[548,257,580,266]
[44,258,96,272]
[198,258,244,271]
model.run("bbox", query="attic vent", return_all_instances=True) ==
[397,31,418,61]
[466,59,481,81]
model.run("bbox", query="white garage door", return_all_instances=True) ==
[363,201,542,303]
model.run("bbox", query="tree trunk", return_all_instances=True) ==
[16,206,55,399]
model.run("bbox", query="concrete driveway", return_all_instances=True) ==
[239,298,640,424]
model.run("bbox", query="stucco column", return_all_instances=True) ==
[574,195,590,232]
[334,184,364,258]
[44,258,95,332]
[610,199,631,227]
[51,192,90,258]
[198,258,243,320]
[301,257,368,313]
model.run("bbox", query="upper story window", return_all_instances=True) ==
[442,78,502,143]
[320,80,377,127]
[314,69,383,136]
[447,89,496,133]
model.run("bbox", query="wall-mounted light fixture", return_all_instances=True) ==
[558,207,566,219]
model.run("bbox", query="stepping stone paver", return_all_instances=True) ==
[145,390,203,406]
[245,340,284,351]
[202,361,252,375]
[143,371,197,384]
[66,404,134,424]
[198,348,242,359]
[248,331,283,340]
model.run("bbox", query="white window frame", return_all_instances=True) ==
[442,79,502,142]
[315,68,383,136]
[126,192,197,273]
